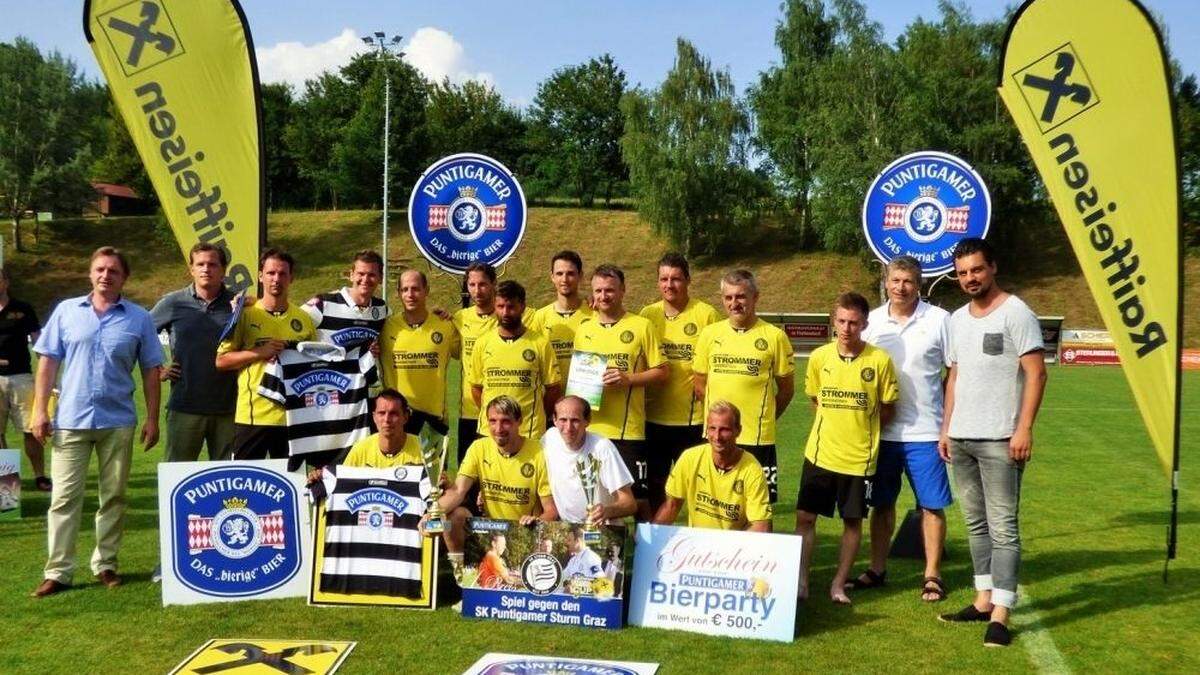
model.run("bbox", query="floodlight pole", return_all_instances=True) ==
[362,33,404,302]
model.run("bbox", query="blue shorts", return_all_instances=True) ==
[869,440,952,510]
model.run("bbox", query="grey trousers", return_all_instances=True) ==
[950,438,1024,608]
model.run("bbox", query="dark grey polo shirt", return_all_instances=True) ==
[150,284,237,415]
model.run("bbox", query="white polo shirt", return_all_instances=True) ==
[863,300,950,442]
[541,428,634,524]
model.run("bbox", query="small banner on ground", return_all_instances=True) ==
[158,460,310,606]
[461,519,626,629]
[308,464,439,609]
[0,449,20,520]
[627,523,801,642]
[462,653,659,675]
[85,0,262,293]
[169,639,355,675]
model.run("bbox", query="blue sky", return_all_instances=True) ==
[4,1,1198,107]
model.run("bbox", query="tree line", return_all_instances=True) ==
[2,0,1198,256]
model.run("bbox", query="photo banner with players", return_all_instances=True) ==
[157,460,311,606]
[307,465,439,609]
[997,0,1182,558]
[85,0,263,293]
[461,519,626,629]
[627,524,802,642]
[0,449,20,520]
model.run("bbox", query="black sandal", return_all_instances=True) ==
[845,568,887,590]
[921,576,947,602]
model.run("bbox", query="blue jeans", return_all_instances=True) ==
[950,438,1023,608]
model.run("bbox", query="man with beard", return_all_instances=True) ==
[529,250,593,392]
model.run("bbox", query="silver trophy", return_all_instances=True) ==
[420,430,449,534]
[575,454,603,546]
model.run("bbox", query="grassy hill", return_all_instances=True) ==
[5,208,1197,345]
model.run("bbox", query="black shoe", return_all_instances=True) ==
[939,604,992,623]
[34,476,52,492]
[984,621,1012,647]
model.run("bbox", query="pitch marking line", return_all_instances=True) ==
[1014,584,1071,673]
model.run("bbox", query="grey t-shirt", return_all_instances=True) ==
[150,284,237,415]
[947,295,1043,439]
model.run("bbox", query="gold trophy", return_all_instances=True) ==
[575,454,603,546]
[420,430,449,534]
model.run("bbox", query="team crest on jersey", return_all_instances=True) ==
[522,349,536,362]
[620,330,634,344]
[290,318,304,332]
[861,367,876,382]
[393,467,409,481]
[754,338,768,351]
[370,306,382,319]
[171,466,301,597]
[733,479,745,495]
[432,331,444,344]
[408,153,527,273]
[684,322,698,336]
[521,462,535,478]
[862,151,991,276]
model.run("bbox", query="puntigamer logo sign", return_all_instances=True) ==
[170,465,302,597]
[409,153,527,274]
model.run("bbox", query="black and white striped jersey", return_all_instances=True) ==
[258,342,377,457]
[304,288,389,348]
[310,464,430,597]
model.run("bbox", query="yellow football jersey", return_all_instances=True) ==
[693,318,795,445]
[342,432,424,468]
[803,342,900,476]
[530,301,594,381]
[457,436,552,520]
[665,444,772,530]
[641,299,721,426]
[453,307,535,418]
[571,312,665,441]
[469,329,560,438]
[379,313,459,418]
[217,301,316,426]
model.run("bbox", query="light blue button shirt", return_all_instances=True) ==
[34,294,164,430]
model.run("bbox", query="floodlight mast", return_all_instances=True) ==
[361,32,404,301]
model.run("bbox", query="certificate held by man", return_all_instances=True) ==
[566,351,607,410]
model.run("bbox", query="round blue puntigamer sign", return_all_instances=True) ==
[861,151,991,276]
[408,153,527,274]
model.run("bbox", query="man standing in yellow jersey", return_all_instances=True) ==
[428,396,558,566]
[693,269,795,503]
[796,292,898,605]
[529,251,593,388]
[654,401,772,532]
[470,281,560,439]
[380,269,459,436]
[573,264,667,521]
[216,249,316,464]
[452,262,500,464]
[640,253,720,510]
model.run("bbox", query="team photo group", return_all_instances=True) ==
[13,230,1045,648]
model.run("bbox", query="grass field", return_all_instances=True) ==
[1,364,1196,674]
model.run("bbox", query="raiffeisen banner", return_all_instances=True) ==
[86,0,263,292]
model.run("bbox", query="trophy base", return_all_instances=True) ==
[583,529,602,546]
[425,517,447,534]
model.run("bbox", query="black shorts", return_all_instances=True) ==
[405,409,450,437]
[796,458,870,520]
[743,444,778,504]
[612,439,649,499]
[288,448,345,473]
[645,423,703,504]
[231,424,289,461]
[456,417,482,465]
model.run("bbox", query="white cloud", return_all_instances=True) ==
[255,27,494,92]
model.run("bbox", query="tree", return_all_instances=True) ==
[0,39,104,250]
[424,78,527,171]
[91,98,157,207]
[284,72,358,209]
[749,0,834,245]
[1177,73,1200,249]
[528,54,628,206]
[620,39,769,256]
[260,82,310,210]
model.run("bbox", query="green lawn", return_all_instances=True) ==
[1,365,1197,673]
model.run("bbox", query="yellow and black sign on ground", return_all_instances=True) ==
[169,639,356,675]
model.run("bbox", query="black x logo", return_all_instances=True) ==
[1021,51,1092,123]
[106,1,175,67]
[191,643,338,674]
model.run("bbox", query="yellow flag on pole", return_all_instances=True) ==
[998,0,1182,559]
[85,0,262,293]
